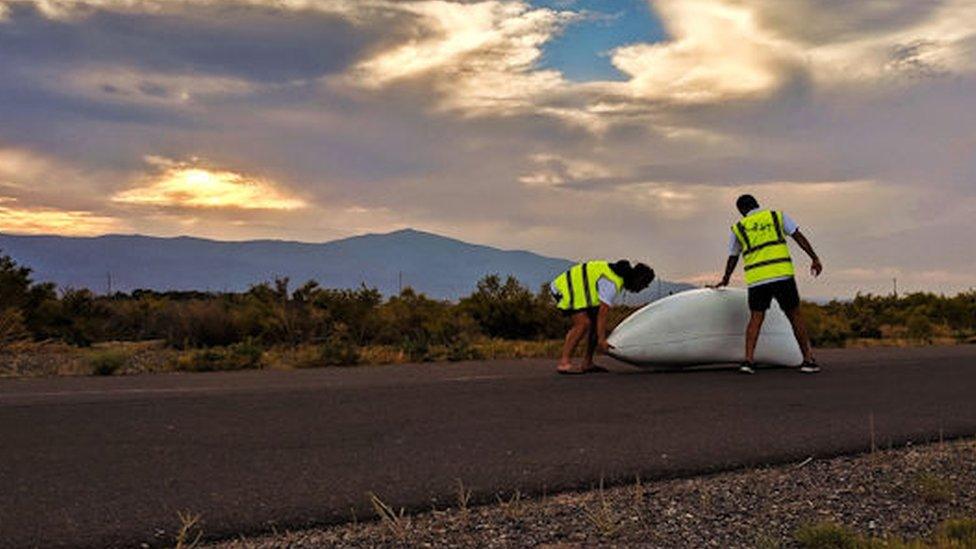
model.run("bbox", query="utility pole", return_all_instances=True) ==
[893,277,898,299]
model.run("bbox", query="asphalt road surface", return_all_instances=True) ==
[2,346,975,548]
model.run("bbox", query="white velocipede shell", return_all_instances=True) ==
[607,288,803,367]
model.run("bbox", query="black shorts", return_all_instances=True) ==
[748,277,800,312]
[561,307,599,318]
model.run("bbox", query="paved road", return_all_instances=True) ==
[1,346,975,548]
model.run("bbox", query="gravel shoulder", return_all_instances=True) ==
[211,438,976,548]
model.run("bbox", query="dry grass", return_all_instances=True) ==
[175,511,204,549]
[2,331,970,379]
[262,345,325,370]
[356,339,565,365]
[913,472,954,504]
[496,489,524,522]
[1,338,566,378]
[583,478,623,538]
[795,517,976,548]
[368,492,408,540]
[455,479,472,517]
[846,337,962,349]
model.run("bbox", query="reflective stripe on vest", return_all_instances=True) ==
[551,261,625,311]
[733,210,795,285]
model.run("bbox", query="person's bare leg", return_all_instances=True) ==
[784,307,815,363]
[582,310,598,370]
[558,312,590,371]
[745,311,765,363]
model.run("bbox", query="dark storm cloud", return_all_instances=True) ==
[0,1,382,82]
[0,0,409,169]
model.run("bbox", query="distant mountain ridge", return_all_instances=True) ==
[0,229,693,301]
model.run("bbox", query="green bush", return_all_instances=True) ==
[906,313,934,342]
[7,245,976,355]
[177,340,264,372]
[794,522,859,549]
[319,324,360,366]
[165,300,245,349]
[0,307,29,347]
[938,518,976,545]
[803,302,851,347]
[88,350,129,376]
[913,472,952,504]
[446,335,484,362]
[459,275,561,340]
[398,337,433,362]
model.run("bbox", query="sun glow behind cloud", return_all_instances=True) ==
[113,161,306,211]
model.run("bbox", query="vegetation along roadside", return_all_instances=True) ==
[1,250,974,377]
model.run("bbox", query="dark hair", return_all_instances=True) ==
[736,194,760,215]
[610,260,655,292]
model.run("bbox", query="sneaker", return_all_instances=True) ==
[738,362,756,375]
[799,361,821,374]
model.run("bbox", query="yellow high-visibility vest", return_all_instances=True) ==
[551,261,625,311]
[732,210,795,285]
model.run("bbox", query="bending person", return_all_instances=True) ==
[712,194,823,374]
[551,260,655,374]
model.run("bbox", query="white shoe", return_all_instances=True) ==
[799,362,821,374]
[739,363,756,375]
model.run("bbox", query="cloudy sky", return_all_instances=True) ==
[0,0,974,298]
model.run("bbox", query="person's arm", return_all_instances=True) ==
[791,229,823,277]
[712,255,738,288]
[712,231,741,288]
[596,302,611,352]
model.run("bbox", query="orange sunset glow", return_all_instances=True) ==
[113,164,306,211]
[0,198,122,236]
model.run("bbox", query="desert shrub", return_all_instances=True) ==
[794,517,976,549]
[88,350,129,376]
[235,280,291,344]
[445,334,484,362]
[60,289,110,346]
[319,324,361,366]
[308,285,383,345]
[176,340,264,372]
[803,302,851,347]
[165,300,245,348]
[0,252,33,309]
[460,275,548,340]
[913,472,953,504]
[842,295,886,338]
[25,288,110,347]
[375,288,481,358]
[7,246,976,355]
[0,307,29,348]
[906,312,934,342]
[794,522,859,549]
[102,297,163,341]
[938,518,976,545]
[397,336,433,362]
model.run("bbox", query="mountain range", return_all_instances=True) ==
[0,229,693,301]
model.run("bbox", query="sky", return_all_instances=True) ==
[0,0,974,299]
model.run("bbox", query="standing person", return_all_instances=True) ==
[551,260,655,374]
[712,194,823,374]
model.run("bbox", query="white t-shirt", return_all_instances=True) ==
[728,208,799,287]
[550,277,618,306]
